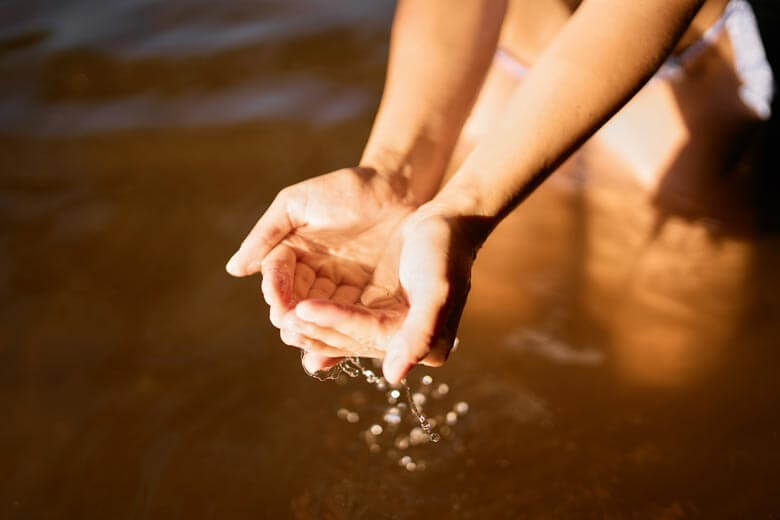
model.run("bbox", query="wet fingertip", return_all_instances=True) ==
[382,352,411,385]
[270,306,285,328]
[302,353,323,375]
[225,253,243,276]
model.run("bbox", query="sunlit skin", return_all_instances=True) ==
[228,0,506,381]
[228,0,716,384]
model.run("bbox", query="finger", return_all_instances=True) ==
[293,263,316,302]
[295,299,400,349]
[282,310,385,357]
[306,277,337,300]
[279,328,350,357]
[269,305,286,329]
[360,284,397,308]
[293,317,385,358]
[226,190,295,277]
[382,279,451,384]
[331,285,362,304]
[260,245,296,310]
[302,353,343,375]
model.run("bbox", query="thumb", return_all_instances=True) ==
[382,284,448,384]
[226,189,296,277]
[381,215,473,384]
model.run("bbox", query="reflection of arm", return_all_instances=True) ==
[434,0,704,232]
[361,0,507,205]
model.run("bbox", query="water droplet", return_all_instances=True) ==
[396,437,410,450]
[429,433,441,443]
[383,407,401,424]
[437,383,450,396]
[412,392,426,406]
[421,375,433,385]
[370,424,383,436]
[446,411,458,425]
[409,427,426,445]
[369,443,381,454]
[454,401,469,415]
[399,455,412,467]
[405,462,417,472]
[336,408,349,420]
[346,412,360,423]
[389,389,401,399]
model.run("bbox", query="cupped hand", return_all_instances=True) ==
[226,167,418,365]
[286,204,489,384]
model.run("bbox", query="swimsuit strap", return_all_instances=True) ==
[725,0,775,119]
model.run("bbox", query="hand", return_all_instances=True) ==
[287,204,488,384]
[226,167,418,368]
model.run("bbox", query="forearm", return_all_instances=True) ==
[434,0,704,234]
[361,0,507,205]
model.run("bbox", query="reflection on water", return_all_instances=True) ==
[2,1,780,518]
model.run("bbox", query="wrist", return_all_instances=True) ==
[360,135,452,207]
[414,185,499,249]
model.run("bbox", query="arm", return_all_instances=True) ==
[385,0,708,381]
[225,1,506,365]
[435,0,705,227]
[361,0,507,205]
[226,0,505,276]
[292,0,708,383]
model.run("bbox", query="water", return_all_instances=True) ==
[305,355,445,446]
[2,1,780,518]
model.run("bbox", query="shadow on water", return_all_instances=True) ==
[1,1,779,519]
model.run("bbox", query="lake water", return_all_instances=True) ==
[1,1,779,518]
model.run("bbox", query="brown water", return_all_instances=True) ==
[2,2,780,518]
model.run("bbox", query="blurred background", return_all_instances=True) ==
[1,1,779,518]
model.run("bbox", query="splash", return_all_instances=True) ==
[305,355,440,443]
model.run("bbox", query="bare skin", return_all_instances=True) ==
[228,0,732,384]
[228,0,506,377]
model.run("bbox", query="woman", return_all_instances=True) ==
[226,0,774,385]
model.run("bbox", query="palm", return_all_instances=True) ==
[281,169,411,302]
[291,212,475,377]
[279,202,413,359]
[227,167,414,346]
